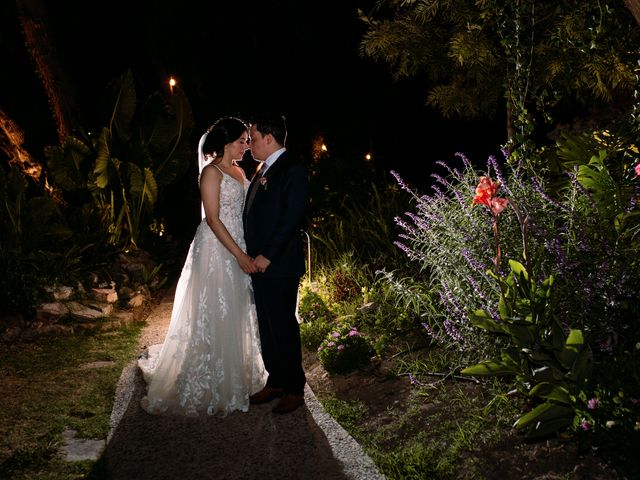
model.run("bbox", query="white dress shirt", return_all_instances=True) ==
[260,147,286,176]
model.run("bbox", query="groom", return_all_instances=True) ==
[243,113,308,414]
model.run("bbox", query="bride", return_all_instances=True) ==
[138,117,267,416]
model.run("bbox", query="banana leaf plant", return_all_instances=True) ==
[45,69,194,248]
[555,130,640,238]
[461,259,592,438]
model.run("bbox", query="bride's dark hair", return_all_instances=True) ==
[201,117,248,162]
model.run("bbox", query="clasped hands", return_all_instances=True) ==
[237,253,271,274]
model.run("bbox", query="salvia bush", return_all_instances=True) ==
[391,148,639,357]
[389,145,640,439]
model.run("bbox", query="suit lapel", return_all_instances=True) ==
[261,151,288,180]
[244,169,263,219]
[244,152,290,220]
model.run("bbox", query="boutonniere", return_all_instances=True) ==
[259,176,268,190]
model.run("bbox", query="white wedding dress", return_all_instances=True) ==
[138,168,266,416]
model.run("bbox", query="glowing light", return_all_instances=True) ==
[169,77,177,93]
[311,135,328,159]
[365,153,372,161]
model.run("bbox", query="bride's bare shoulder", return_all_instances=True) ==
[199,163,223,185]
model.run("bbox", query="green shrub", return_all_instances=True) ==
[317,324,374,374]
[298,284,336,350]
[300,319,334,351]
[0,252,43,318]
[309,175,408,268]
[298,286,333,323]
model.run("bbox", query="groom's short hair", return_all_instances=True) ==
[251,113,287,146]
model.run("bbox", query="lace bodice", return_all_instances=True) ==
[215,170,248,246]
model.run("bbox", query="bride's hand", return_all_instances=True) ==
[236,252,258,274]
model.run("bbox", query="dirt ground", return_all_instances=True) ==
[302,350,624,480]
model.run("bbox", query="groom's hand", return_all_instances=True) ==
[254,255,271,273]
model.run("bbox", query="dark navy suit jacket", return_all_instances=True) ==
[243,151,308,278]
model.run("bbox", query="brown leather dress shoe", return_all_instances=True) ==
[249,386,285,404]
[272,394,304,414]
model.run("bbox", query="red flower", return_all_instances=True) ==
[635,163,640,177]
[473,176,508,216]
[472,176,500,208]
[490,197,509,215]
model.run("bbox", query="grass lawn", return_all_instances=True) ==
[0,322,144,479]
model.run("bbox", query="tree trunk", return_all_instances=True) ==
[0,107,58,199]
[625,0,640,27]
[506,106,514,145]
[15,0,80,144]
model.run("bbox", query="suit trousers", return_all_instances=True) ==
[251,275,306,395]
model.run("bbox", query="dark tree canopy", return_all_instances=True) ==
[359,0,640,131]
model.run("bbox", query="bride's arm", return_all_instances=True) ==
[200,166,257,274]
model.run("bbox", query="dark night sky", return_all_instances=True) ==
[2,0,506,188]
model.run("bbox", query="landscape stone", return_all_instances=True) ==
[59,429,105,462]
[50,285,73,301]
[85,301,114,316]
[67,301,108,322]
[36,302,70,322]
[128,294,146,308]
[92,288,118,303]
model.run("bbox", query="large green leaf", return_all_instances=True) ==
[45,137,88,191]
[566,346,593,387]
[128,89,194,192]
[497,288,512,320]
[557,131,595,165]
[154,143,191,190]
[94,128,112,189]
[508,259,528,280]
[541,274,554,296]
[615,209,640,233]
[135,167,158,209]
[530,365,559,383]
[556,329,584,370]
[514,402,574,438]
[468,309,505,333]
[126,163,157,201]
[502,322,538,346]
[529,382,573,405]
[461,359,518,376]
[140,92,180,152]
[575,151,621,222]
